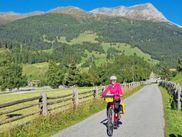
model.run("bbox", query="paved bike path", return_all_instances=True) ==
[52,85,164,137]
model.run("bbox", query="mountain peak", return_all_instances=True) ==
[48,6,82,12]
[48,6,87,16]
[90,3,168,22]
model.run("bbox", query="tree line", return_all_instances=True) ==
[1,42,181,90]
[0,48,153,90]
[47,54,152,88]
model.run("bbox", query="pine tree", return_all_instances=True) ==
[47,61,64,88]
[64,63,80,87]
[0,49,14,66]
[0,63,27,91]
[177,58,182,72]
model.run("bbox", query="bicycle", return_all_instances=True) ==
[103,94,125,137]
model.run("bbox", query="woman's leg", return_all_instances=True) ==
[114,113,117,123]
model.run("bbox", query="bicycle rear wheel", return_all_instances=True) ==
[107,108,113,137]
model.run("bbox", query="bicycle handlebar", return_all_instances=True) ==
[102,94,121,98]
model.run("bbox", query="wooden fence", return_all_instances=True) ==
[0,82,142,127]
[159,80,182,110]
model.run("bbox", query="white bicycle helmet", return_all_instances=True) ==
[110,75,117,81]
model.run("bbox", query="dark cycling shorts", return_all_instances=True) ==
[114,100,121,113]
[107,99,121,113]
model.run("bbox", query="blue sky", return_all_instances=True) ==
[0,0,182,25]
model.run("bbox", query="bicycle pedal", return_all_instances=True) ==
[113,123,118,129]
[114,126,117,129]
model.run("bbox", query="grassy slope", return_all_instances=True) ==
[160,87,182,137]
[58,32,157,63]
[1,85,144,137]
[22,62,49,81]
[0,48,8,53]
[171,73,182,85]
[47,31,158,63]
[101,42,159,64]
[58,31,98,45]
[23,32,158,80]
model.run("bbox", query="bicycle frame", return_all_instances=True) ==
[107,102,117,123]
[104,94,121,124]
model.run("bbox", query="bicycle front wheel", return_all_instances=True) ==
[107,107,113,137]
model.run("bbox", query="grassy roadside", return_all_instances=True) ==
[160,87,182,137]
[0,87,93,132]
[1,85,144,137]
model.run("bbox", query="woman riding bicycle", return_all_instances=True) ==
[102,75,124,128]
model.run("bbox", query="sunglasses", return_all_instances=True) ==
[111,80,116,82]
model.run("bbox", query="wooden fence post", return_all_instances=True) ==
[177,84,182,110]
[93,86,98,100]
[72,88,79,109]
[39,91,48,116]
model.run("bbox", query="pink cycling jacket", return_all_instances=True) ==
[102,83,124,100]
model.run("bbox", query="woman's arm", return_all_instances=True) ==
[102,85,111,96]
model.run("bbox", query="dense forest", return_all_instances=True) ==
[0,13,182,66]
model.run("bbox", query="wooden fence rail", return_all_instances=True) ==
[0,96,40,108]
[0,103,38,115]
[159,80,182,110]
[0,82,142,127]
[47,93,72,100]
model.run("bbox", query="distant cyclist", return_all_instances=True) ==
[102,76,124,127]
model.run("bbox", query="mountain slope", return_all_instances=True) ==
[0,6,90,25]
[0,4,182,66]
[0,12,44,25]
[0,3,171,25]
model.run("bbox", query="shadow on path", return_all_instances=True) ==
[100,118,123,137]
[100,118,123,128]
[100,118,108,127]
